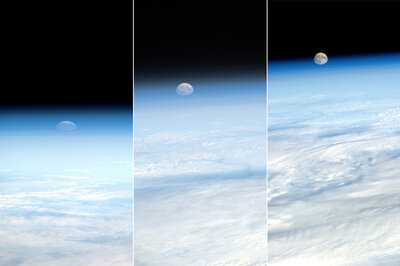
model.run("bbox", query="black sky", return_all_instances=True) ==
[3,1,399,107]
[134,0,266,82]
[4,1,133,107]
[269,1,400,60]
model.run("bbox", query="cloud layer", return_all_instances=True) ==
[0,173,132,266]
[0,129,132,266]
[269,84,400,265]
[135,94,267,265]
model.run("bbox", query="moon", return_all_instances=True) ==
[314,52,328,65]
[56,121,77,131]
[176,83,194,96]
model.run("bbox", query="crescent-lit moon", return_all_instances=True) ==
[176,83,194,96]
[314,52,328,65]
[57,121,77,131]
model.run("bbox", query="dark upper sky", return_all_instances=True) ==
[4,1,133,107]
[269,1,400,60]
[4,0,266,106]
[4,1,399,107]
[135,0,266,82]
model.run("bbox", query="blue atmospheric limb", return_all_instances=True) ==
[269,53,400,100]
[0,110,132,183]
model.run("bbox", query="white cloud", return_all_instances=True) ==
[44,174,88,180]
[135,175,266,265]
[310,94,326,99]
[0,174,132,265]
[135,129,265,181]
[268,94,400,265]
[134,116,267,264]
[68,169,93,173]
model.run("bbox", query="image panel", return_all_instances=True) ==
[0,1,133,264]
[268,1,400,265]
[134,1,267,265]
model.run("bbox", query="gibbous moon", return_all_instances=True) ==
[176,83,194,96]
[56,121,77,131]
[314,52,328,65]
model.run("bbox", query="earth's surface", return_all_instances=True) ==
[134,79,267,265]
[0,109,133,265]
[268,54,400,266]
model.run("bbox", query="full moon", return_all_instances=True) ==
[56,121,77,131]
[314,52,328,65]
[176,83,194,96]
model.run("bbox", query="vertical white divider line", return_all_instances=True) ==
[132,0,135,265]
